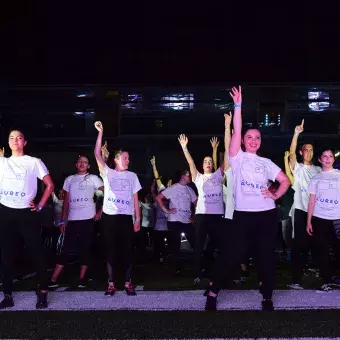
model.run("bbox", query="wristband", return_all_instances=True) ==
[294,132,300,137]
[57,221,65,226]
[135,218,140,223]
[183,148,188,152]
[234,104,242,108]
[36,204,43,211]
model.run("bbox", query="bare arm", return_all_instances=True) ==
[151,180,158,202]
[210,137,219,171]
[150,156,165,189]
[306,194,316,236]
[94,121,106,175]
[178,134,198,181]
[37,175,55,208]
[61,191,70,223]
[229,86,242,157]
[224,112,232,172]
[261,171,290,201]
[133,192,141,232]
[289,119,304,170]
[284,151,294,186]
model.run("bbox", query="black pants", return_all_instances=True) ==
[0,204,47,295]
[101,213,134,282]
[311,216,334,284]
[194,214,223,278]
[167,221,195,271]
[57,219,94,266]
[153,230,168,259]
[291,209,315,284]
[211,209,278,300]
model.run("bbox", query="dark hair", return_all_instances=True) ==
[241,124,261,138]
[318,147,335,159]
[8,128,28,140]
[173,169,189,184]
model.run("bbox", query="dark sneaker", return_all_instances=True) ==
[262,299,274,312]
[77,279,87,288]
[47,280,59,289]
[36,292,48,309]
[205,295,217,311]
[0,295,14,309]
[104,283,116,296]
[124,283,137,296]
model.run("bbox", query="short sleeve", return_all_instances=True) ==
[91,175,104,190]
[35,159,49,180]
[161,186,172,200]
[158,184,166,193]
[133,173,142,194]
[100,163,110,178]
[63,176,71,192]
[193,171,202,185]
[290,162,301,175]
[267,160,282,182]
[214,168,223,182]
[307,178,317,195]
[189,187,198,203]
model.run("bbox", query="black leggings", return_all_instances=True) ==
[153,230,168,258]
[167,221,195,270]
[211,209,278,300]
[0,204,47,295]
[194,214,223,278]
[101,213,134,282]
[57,219,95,266]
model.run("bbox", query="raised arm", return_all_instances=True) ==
[229,86,242,157]
[210,137,219,171]
[224,112,232,172]
[284,151,294,186]
[150,156,165,190]
[289,119,304,170]
[178,134,198,181]
[94,121,106,175]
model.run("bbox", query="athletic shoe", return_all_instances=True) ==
[205,295,217,311]
[317,284,332,292]
[77,279,87,288]
[36,292,48,309]
[124,282,137,296]
[0,295,14,309]
[104,283,116,296]
[47,280,59,289]
[262,299,274,312]
[287,283,304,290]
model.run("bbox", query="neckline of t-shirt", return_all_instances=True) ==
[10,155,28,159]
[76,173,90,176]
[321,168,336,173]
[301,163,316,168]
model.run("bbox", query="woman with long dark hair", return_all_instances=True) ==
[0,129,54,309]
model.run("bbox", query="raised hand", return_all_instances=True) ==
[295,119,304,134]
[210,137,220,149]
[229,86,242,105]
[94,121,103,132]
[224,112,232,127]
[178,134,188,149]
[284,151,290,159]
[150,156,156,166]
[0,147,4,157]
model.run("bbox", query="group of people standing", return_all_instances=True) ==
[0,86,339,312]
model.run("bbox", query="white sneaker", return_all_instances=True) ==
[287,283,304,290]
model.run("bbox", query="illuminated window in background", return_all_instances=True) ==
[308,91,330,112]
[121,93,143,110]
[161,93,194,110]
[260,113,281,127]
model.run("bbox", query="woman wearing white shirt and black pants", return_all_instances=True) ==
[48,155,104,288]
[156,170,197,274]
[94,121,142,296]
[0,130,54,309]
[177,133,226,283]
[306,148,340,291]
[205,86,290,311]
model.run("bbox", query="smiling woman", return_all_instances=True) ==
[0,129,55,310]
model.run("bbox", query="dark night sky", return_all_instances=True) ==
[0,4,339,85]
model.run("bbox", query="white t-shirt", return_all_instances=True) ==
[291,162,321,212]
[101,164,142,215]
[63,174,103,221]
[162,183,197,223]
[0,155,49,209]
[223,167,234,219]
[140,202,154,228]
[194,169,224,215]
[308,169,340,220]
[154,202,168,231]
[230,150,281,212]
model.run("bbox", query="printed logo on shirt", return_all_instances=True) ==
[240,159,267,196]
[70,197,89,203]
[106,196,131,212]
[202,177,223,204]
[316,179,339,211]
[2,162,28,202]
[109,179,131,192]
